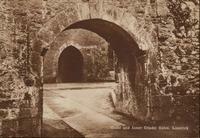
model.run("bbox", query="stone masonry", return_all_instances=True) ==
[0,0,199,137]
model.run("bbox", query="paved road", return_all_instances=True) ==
[43,83,190,138]
[43,82,126,138]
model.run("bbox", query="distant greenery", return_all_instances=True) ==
[84,47,111,81]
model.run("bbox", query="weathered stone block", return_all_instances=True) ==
[1,119,18,137]
[30,51,42,75]
[0,99,19,109]
[151,95,172,120]
[0,110,8,119]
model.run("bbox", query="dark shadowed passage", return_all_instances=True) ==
[58,46,84,82]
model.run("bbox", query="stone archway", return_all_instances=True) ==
[32,3,156,120]
[43,29,110,83]
[58,46,84,83]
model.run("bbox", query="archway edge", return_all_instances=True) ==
[35,2,153,53]
[34,2,157,120]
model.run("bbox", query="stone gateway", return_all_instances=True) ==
[0,0,199,137]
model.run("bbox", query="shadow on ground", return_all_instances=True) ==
[42,119,84,138]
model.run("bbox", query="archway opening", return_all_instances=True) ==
[64,19,143,88]
[42,18,146,137]
[58,46,83,82]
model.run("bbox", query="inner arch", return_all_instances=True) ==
[65,19,142,59]
[58,46,83,82]
[64,19,143,88]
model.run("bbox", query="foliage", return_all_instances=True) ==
[167,0,198,37]
[85,47,111,81]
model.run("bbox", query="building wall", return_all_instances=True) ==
[0,0,44,137]
[152,1,199,134]
[0,0,199,137]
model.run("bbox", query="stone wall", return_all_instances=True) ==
[0,0,43,137]
[152,0,199,135]
[0,0,199,137]
[155,0,199,96]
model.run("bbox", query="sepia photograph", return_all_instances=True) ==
[0,0,199,138]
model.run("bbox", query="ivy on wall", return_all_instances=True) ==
[167,0,198,37]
